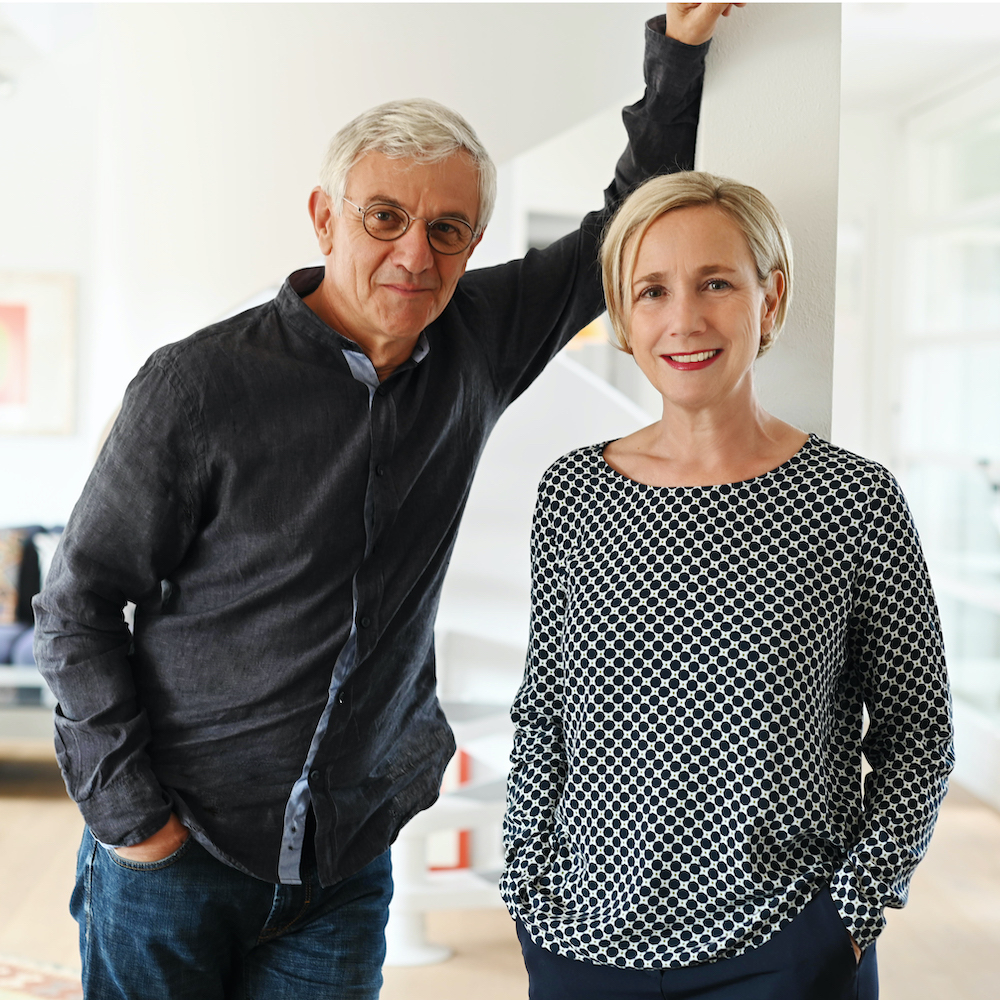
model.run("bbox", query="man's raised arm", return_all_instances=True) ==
[463,3,741,405]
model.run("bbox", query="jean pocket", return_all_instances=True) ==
[106,835,194,872]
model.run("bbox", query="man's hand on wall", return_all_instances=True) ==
[666,3,744,45]
[113,812,190,863]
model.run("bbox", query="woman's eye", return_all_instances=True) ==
[706,279,731,291]
[638,285,665,300]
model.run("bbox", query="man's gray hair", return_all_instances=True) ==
[320,98,497,232]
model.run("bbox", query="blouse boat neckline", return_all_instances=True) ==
[596,432,820,492]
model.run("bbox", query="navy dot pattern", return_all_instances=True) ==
[501,435,953,970]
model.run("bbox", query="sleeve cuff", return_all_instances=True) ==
[644,15,711,96]
[829,863,890,950]
[76,773,173,848]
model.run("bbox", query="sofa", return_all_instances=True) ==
[0,526,62,705]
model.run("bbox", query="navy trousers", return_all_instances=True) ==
[517,888,878,1000]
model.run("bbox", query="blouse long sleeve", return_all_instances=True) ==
[502,472,573,888]
[830,468,955,949]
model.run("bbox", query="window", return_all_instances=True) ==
[898,75,1000,720]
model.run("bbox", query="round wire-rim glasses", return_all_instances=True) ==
[342,197,477,255]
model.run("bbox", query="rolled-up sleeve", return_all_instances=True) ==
[34,358,204,847]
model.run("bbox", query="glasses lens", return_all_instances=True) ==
[363,205,409,240]
[427,218,474,254]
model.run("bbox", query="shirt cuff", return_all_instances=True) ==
[642,14,712,121]
[829,861,889,951]
[644,14,711,98]
[78,773,173,848]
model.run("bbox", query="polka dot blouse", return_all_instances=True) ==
[501,435,954,970]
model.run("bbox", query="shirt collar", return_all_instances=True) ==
[276,266,431,372]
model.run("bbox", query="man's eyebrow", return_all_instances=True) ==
[363,194,474,227]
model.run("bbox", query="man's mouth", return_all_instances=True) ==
[385,284,434,295]
[663,349,722,370]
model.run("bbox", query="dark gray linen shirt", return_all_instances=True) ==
[34,19,707,887]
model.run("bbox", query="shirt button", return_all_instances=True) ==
[337,692,345,705]
[360,616,371,628]
[375,465,385,477]
[309,769,321,781]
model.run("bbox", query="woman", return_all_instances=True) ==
[501,172,953,1000]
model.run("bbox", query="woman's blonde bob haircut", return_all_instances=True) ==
[600,171,793,357]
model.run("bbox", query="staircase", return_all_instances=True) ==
[385,351,649,964]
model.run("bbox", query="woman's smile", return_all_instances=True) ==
[663,348,722,370]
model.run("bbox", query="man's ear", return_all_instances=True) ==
[465,227,486,261]
[308,187,335,257]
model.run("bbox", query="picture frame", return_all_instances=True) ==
[0,273,76,434]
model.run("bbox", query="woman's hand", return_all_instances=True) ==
[850,935,862,964]
[666,3,745,46]
[113,813,189,862]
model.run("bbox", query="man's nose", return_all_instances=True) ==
[391,222,436,273]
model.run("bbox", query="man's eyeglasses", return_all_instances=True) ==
[343,198,477,255]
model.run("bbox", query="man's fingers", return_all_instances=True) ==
[667,3,741,45]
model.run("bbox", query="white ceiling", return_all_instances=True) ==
[0,2,663,166]
[5,4,1000,136]
[842,2,1000,114]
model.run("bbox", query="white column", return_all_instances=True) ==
[695,3,842,438]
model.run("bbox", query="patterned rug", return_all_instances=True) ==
[0,958,81,999]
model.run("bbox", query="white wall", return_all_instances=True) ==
[488,4,844,435]
[0,13,99,525]
[0,3,661,527]
[697,3,842,439]
[1,4,844,528]
[832,110,900,467]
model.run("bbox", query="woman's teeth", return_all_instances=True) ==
[669,350,719,363]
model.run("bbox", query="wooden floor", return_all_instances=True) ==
[875,783,1000,1000]
[0,755,82,971]
[1,730,997,998]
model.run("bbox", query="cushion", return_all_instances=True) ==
[0,528,29,625]
[10,626,35,665]
[0,622,29,663]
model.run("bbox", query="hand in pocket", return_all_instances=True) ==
[113,813,189,862]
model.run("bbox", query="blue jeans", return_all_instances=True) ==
[72,827,392,1000]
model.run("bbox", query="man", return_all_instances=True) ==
[35,5,735,998]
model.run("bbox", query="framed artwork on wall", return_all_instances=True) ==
[0,273,76,434]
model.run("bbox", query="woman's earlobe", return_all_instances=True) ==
[761,291,780,334]
[760,308,773,336]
